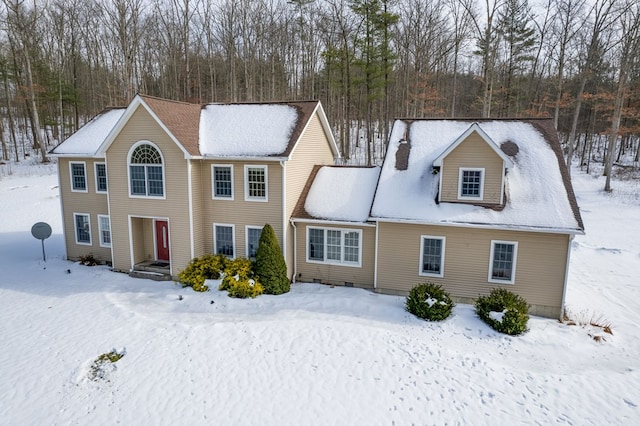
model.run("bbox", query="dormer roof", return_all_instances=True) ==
[432,122,514,168]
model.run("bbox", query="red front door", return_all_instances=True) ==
[155,220,170,262]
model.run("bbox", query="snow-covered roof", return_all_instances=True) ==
[370,119,583,233]
[199,104,298,157]
[302,166,381,222]
[50,108,125,156]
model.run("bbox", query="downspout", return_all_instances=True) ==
[291,219,297,283]
[280,160,288,275]
[56,161,68,260]
[560,234,575,320]
[187,159,194,260]
[373,220,379,289]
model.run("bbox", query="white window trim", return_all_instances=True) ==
[418,235,446,278]
[306,227,362,268]
[488,240,518,285]
[69,161,88,193]
[458,167,485,201]
[245,225,263,259]
[97,214,111,248]
[73,212,92,246]
[95,162,108,193]
[213,223,236,259]
[212,164,234,200]
[244,165,268,202]
[127,140,166,199]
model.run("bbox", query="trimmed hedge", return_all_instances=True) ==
[475,288,530,335]
[179,254,229,292]
[406,282,454,321]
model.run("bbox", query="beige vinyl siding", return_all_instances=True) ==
[376,222,570,318]
[105,105,193,276]
[295,223,375,289]
[440,133,504,205]
[57,158,112,262]
[203,161,283,258]
[284,112,336,276]
[190,160,205,258]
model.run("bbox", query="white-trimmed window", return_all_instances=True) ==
[419,236,445,277]
[73,213,91,245]
[307,227,361,267]
[212,165,234,199]
[98,215,111,247]
[246,226,262,259]
[458,168,484,200]
[95,163,108,193]
[214,223,235,258]
[488,240,518,284]
[70,162,87,192]
[128,142,164,197]
[245,165,268,201]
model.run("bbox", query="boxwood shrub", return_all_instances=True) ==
[406,282,454,321]
[179,254,229,292]
[475,288,529,335]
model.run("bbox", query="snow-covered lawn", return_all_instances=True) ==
[1,163,639,424]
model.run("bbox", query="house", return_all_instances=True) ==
[292,119,584,319]
[52,96,583,319]
[51,95,339,280]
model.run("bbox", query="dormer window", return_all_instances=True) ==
[458,168,484,200]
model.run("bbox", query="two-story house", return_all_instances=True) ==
[51,95,339,279]
[52,96,583,319]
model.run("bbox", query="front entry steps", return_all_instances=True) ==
[130,261,172,281]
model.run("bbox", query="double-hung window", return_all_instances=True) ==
[245,165,267,201]
[214,224,235,258]
[70,162,87,192]
[307,227,361,267]
[212,165,233,199]
[74,213,91,245]
[95,163,107,193]
[98,215,111,247]
[246,226,262,259]
[458,168,484,200]
[489,240,518,284]
[129,143,164,197]
[419,236,445,277]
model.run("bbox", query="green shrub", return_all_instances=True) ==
[475,288,530,335]
[179,254,229,292]
[88,349,125,381]
[254,224,290,295]
[219,257,263,298]
[406,282,454,321]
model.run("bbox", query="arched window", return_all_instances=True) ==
[128,142,164,197]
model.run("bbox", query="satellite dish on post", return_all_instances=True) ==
[31,222,52,262]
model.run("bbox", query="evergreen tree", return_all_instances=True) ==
[254,224,290,295]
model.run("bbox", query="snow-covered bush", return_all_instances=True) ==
[79,254,98,266]
[406,282,454,321]
[475,289,529,335]
[179,254,229,292]
[219,258,263,298]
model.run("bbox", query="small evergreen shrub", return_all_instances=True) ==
[475,288,529,335]
[179,254,229,292]
[406,282,454,321]
[88,349,125,381]
[79,254,98,266]
[219,257,263,298]
[254,224,290,295]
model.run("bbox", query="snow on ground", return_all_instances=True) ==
[0,161,639,425]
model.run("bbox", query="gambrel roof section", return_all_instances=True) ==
[433,122,514,168]
[370,118,584,234]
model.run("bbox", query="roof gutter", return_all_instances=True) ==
[369,217,584,236]
[201,155,289,162]
[291,218,377,228]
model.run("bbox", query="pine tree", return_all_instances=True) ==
[254,224,290,295]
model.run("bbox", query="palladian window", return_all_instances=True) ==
[129,143,164,197]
